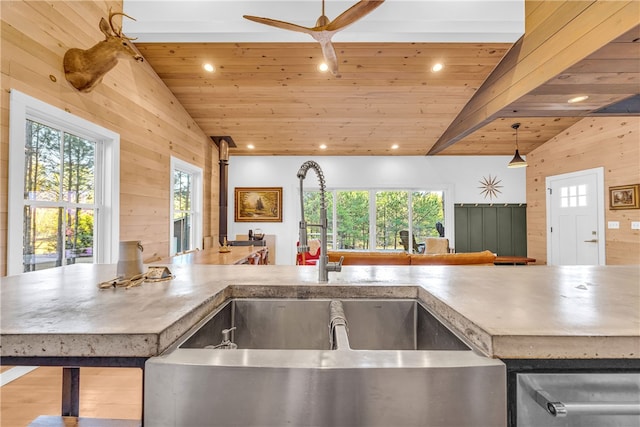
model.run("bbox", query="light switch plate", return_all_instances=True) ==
[632,221,640,230]
[608,221,620,229]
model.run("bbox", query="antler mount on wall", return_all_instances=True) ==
[63,9,144,93]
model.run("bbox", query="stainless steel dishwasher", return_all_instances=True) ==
[517,373,640,426]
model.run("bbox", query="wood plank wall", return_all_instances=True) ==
[0,0,219,275]
[526,117,640,265]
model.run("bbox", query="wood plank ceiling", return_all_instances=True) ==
[135,3,639,157]
[137,42,511,156]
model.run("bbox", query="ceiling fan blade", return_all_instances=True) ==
[319,40,340,77]
[326,0,384,32]
[243,15,313,35]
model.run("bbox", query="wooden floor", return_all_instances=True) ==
[0,367,142,427]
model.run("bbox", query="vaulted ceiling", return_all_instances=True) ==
[129,1,639,156]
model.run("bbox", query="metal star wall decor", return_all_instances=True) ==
[478,175,503,200]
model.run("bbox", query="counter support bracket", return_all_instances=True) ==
[62,367,80,416]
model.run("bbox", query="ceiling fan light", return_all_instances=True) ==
[244,0,384,77]
[508,149,527,168]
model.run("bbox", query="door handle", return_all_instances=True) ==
[583,239,598,243]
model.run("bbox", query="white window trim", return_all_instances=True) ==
[7,90,120,275]
[170,156,203,256]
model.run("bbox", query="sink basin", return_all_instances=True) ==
[180,298,470,351]
[145,298,506,427]
[181,299,332,350]
[341,299,470,350]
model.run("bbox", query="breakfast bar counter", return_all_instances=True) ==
[1,263,638,360]
[2,264,639,426]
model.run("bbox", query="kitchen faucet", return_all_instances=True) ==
[297,160,343,282]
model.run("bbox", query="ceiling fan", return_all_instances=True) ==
[243,0,385,77]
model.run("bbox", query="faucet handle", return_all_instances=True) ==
[221,327,236,341]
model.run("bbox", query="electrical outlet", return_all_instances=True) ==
[608,221,620,229]
[632,221,640,230]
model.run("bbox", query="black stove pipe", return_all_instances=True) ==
[212,137,233,245]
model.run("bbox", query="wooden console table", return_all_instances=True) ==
[158,246,268,265]
[494,256,536,265]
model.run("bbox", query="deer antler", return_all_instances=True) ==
[108,9,138,40]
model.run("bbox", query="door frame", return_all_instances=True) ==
[545,167,606,265]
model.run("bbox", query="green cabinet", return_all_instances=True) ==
[454,204,527,256]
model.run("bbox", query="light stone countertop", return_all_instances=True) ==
[1,263,638,360]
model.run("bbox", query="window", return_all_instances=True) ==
[411,191,445,241]
[560,185,587,208]
[8,90,119,275]
[302,191,334,247]
[376,191,408,250]
[170,157,202,255]
[337,190,370,250]
[303,188,445,252]
[22,120,97,271]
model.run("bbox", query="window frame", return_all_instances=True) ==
[170,156,203,256]
[8,90,120,275]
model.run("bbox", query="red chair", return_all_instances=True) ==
[296,239,321,265]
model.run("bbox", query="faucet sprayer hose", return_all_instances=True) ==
[329,300,349,350]
[329,300,347,328]
[297,160,327,209]
[297,160,337,282]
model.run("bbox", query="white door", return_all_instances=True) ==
[546,168,605,265]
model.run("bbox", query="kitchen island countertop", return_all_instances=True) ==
[1,263,638,360]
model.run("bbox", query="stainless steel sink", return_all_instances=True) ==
[340,299,470,350]
[145,298,506,426]
[179,299,470,351]
[181,299,332,350]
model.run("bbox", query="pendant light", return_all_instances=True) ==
[508,123,527,168]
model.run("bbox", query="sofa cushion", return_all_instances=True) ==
[424,237,450,254]
[410,250,496,265]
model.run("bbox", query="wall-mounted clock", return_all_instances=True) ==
[479,175,503,200]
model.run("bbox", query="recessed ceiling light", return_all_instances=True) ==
[319,144,327,150]
[247,144,255,150]
[391,144,399,150]
[568,95,589,104]
[203,63,215,73]
[318,63,329,72]
[431,63,443,72]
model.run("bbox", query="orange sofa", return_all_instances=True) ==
[327,250,496,266]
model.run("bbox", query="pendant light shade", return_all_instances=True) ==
[508,123,528,168]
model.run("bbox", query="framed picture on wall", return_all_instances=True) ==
[235,187,283,222]
[609,184,640,210]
